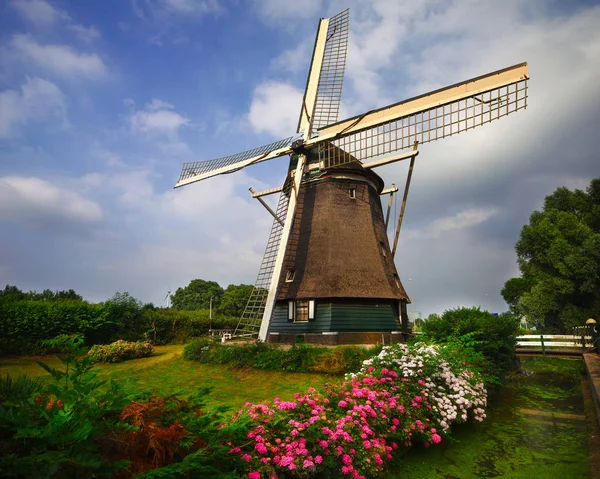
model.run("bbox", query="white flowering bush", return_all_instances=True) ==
[87,339,153,363]
[350,342,487,430]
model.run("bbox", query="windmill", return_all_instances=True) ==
[174,8,529,343]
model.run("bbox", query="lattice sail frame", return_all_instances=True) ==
[311,8,349,133]
[177,136,293,186]
[318,78,528,168]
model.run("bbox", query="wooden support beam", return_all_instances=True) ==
[363,149,419,169]
[384,184,396,230]
[392,143,418,258]
[249,187,284,227]
[251,186,284,198]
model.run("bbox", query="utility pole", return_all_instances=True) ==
[209,296,213,334]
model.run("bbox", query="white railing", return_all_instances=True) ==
[516,334,593,352]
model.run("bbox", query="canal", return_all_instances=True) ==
[387,357,593,478]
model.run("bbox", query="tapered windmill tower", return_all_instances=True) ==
[175,8,529,343]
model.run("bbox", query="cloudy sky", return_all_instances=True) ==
[1,0,599,315]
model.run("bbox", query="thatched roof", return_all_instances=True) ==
[277,162,409,301]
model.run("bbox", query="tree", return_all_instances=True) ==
[502,179,600,332]
[170,279,223,311]
[219,284,253,317]
[0,285,26,301]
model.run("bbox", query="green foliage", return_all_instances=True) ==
[183,338,215,361]
[0,291,239,355]
[0,346,130,477]
[87,340,154,363]
[0,373,44,403]
[420,307,519,385]
[219,283,253,317]
[502,179,600,332]
[192,342,375,375]
[170,279,224,311]
[143,308,238,345]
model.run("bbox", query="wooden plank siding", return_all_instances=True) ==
[269,299,399,334]
[330,300,399,331]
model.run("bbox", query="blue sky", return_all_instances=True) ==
[1,0,599,315]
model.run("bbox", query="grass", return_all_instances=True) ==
[0,345,337,410]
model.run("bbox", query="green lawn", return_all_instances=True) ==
[0,345,337,410]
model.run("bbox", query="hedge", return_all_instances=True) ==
[0,300,238,355]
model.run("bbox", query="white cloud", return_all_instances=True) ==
[247,81,302,137]
[254,0,321,20]
[10,34,107,78]
[66,24,101,42]
[10,0,70,26]
[0,76,67,138]
[407,208,498,240]
[0,176,102,223]
[162,0,221,15]
[128,99,190,138]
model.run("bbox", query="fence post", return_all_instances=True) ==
[541,335,546,356]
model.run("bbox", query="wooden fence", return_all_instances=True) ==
[516,334,593,355]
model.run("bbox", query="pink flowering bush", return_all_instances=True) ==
[230,342,487,478]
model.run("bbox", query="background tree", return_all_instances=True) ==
[502,179,600,332]
[170,280,224,310]
[219,284,253,317]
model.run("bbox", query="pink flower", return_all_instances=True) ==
[338,400,348,408]
[248,472,260,479]
[363,440,371,449]
[319,440,329,448]
[256,443,267,454]
[432,433,442,444]
[315,455,323,464]
[242,454,252,462]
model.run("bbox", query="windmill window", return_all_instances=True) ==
[392,273,401,289]
[285,270,295,282]
[380,242,387,258]
[295,300,309,322]
[288,300,295,321]
[349,187,356,199]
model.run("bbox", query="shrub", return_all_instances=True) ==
[142,308,238,345]
[0,373,44,403]
[310,346,371,375]
[190,342,379,375]
[183,337,215,361]
[231,342,487,478]
[420,307,519,384]
[87,340,154,363]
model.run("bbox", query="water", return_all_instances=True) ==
[386,357,591,478]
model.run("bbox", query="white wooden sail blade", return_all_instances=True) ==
[311,8,349,132]
[297,16,329,137]
[175,137,293,188]
[312,62,529,168]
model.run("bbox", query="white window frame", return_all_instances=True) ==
[349,187,356,199]
[288,299,316,322]
[285,270,295,282]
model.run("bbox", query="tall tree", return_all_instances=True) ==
[502,179,600,332]
[220,284,253,317]
[170,279,223,310]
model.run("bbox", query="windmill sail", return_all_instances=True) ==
[175,136,293,188]
[313,62,529,168]
[297,9,350,138]
[234,177,294,337]
[311,8,349,132]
